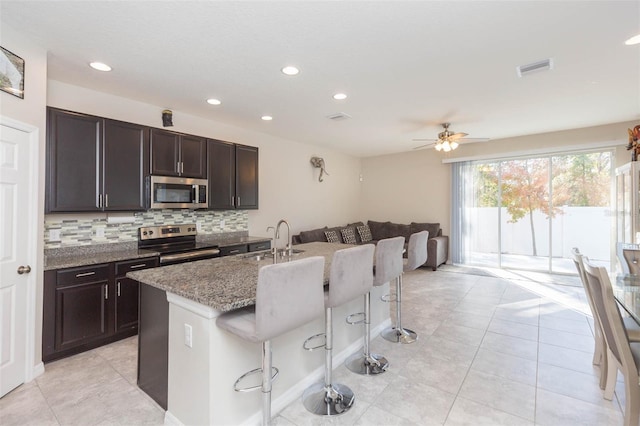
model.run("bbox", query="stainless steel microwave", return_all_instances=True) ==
[148,175,208,209]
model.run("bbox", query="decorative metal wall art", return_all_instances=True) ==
[310,157,329,182]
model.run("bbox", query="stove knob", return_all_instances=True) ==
[149,230,154,235]
[143,231,148,236]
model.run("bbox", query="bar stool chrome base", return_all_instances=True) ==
[345,352,389,375]
[302,382,355,416]
[381,326,417,344]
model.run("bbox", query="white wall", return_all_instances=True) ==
[360,148,451,234]
[0,23,48,373]
[47,81,363,240]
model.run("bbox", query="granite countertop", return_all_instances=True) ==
[45,235,272,271]
[127,242,347,312]
[44,243,159,271]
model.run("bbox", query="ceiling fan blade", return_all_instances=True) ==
[448,132,468,140]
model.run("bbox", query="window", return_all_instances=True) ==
[453,150,612,273]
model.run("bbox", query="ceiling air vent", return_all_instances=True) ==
[517,58,553,77]
[326,112,352,121]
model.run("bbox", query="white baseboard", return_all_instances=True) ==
[240,318,393,426]
[164,410,184,426]
[27,362,45,382]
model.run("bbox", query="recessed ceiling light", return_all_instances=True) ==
[281,66,299,76]
[333,93,347,100]
[89,62,111,72]
[206,98,221,105]
[261,115,273,121]
[625,34,640,45]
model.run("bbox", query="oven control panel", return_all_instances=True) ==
[139,224,197,240]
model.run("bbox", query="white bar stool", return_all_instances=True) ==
[302,244,375,416]
[345,236,404,375]
[382,230,428,344]
[216,256,326,426]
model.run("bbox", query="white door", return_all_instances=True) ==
[0,123,31,397]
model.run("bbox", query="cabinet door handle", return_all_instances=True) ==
[99,194,103,208]
[117,281,121,297]
[105,194,109,208]
[237,196,240,207]
[76,271,96,278]
[229,249,240,254]
[181,162,184,174]
[231,196,234,207]
[104,284,108,300]
[129,263,147,269]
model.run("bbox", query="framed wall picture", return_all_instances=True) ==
[0,46,25,99]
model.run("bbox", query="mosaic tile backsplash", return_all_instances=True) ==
[44,210,248,249]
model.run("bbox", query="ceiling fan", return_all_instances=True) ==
[413,123,489,152]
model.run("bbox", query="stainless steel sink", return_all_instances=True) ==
[240,251,271,261]
[240,248,305,262]
[274,248,305,257]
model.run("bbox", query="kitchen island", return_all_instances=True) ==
[127,242,391,425]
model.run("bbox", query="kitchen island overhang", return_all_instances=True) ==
[128,242,392,426]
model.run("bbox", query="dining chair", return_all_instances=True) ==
[583,259,640,426]
[571,248,607,387]
[623,248,640,275]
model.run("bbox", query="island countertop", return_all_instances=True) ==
[127,242,349,312]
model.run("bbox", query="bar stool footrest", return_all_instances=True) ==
[233,366,280,392]
[380,293,397,303]
[303,333,326,351]
[346,312,365,325]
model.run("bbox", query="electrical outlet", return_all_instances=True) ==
[196,221,203,232]
[220,219,225,229]
[96,227,105,238]
[49,229,61,241]
[184,323,193,348]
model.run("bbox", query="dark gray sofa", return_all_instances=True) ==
[292,220,448,270]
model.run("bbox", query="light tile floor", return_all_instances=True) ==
[0,266,630,425]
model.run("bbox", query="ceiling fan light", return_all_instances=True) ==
[435,142,443,151]
[442,141,451,152]
[450,141,459,150]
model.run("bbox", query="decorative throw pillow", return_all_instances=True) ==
[325,230,340,243]
[341,228,357,244]
[357,225,373,242]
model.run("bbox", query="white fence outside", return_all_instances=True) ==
[467,206,612,262]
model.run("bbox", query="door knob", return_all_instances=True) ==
[17,265,31,275]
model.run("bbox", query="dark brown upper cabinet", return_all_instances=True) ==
[150,129,207,178]
[46,108,149,213]
[207,140,258,209]
[103,119,149,211]
[236,144,259,209]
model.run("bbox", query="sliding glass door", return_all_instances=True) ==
[459,150,612,273]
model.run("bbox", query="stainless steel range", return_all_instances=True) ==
[138,224,220,265]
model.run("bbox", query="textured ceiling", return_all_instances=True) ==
[1,1,639,157]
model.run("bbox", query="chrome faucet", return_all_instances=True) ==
[266,226,277,263]
[275,219,292,257]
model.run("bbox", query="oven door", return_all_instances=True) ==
[149,175,208,209]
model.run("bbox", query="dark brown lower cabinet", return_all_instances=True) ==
[43,257,158,363]
[115,277,139,332]
[55,281,109,351]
